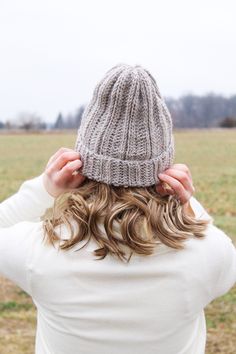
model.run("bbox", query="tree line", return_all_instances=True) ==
[0,94,236,130]
[0,106,85,131]
[165,93,236,128]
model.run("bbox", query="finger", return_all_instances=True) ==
[49,151,81,172]
[162,182,175,194]
[58,159,83,178]
[160,169,194,194]
[156,183,175,196]
[46,147,73,167]
[158,173,191,204]
[156,184,168,196]
[170,164,193,181]
[57,160,85,189]
[70,173,86,188]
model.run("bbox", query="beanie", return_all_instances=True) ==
[74,64,175,187]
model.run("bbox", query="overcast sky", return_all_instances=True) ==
[0,0,235,123]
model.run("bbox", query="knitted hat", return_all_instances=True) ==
[74,64,174,187]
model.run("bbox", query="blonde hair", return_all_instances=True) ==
[43,179,209,262]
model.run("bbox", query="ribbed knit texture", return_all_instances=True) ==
[74,64,175,187]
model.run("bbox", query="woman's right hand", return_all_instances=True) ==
[156,164,195,205]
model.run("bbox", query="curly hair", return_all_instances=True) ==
[42,179,209,263]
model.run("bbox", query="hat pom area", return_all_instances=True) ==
[74,64,175,187]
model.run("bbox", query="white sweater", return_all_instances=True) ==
[0,175,235,354]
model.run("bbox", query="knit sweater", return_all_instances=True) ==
[0,175,235,354]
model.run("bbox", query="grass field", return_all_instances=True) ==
[0,130,235,353]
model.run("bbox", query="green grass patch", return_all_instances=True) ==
[0,301,33,314]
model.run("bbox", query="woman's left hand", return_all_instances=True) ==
[156,164,195,205]
[43,147,85,198]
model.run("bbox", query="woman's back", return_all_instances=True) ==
[26,199,234,354]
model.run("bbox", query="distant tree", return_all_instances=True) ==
[219,117,236,128]
[16,112,43,130]
[38,121,47,130]
[5,120,13,129]
[0,121,4,129]
[54,113,64,129]
[58,105,85,129]
[227,95,236,116]
[74,105,85,128]
[65,114,75,129]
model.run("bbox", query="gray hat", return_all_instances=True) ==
[74,64,174,187]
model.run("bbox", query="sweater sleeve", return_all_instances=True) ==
[189,198,236,298]
[209,225,236,299]
[0,174,55,228]
[0,221,40,295]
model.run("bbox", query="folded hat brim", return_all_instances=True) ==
[75,135,175,187]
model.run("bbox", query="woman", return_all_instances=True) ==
[0,64,235,354]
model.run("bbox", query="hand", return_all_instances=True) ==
[42,147,85,198]
[156,164,195,205]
